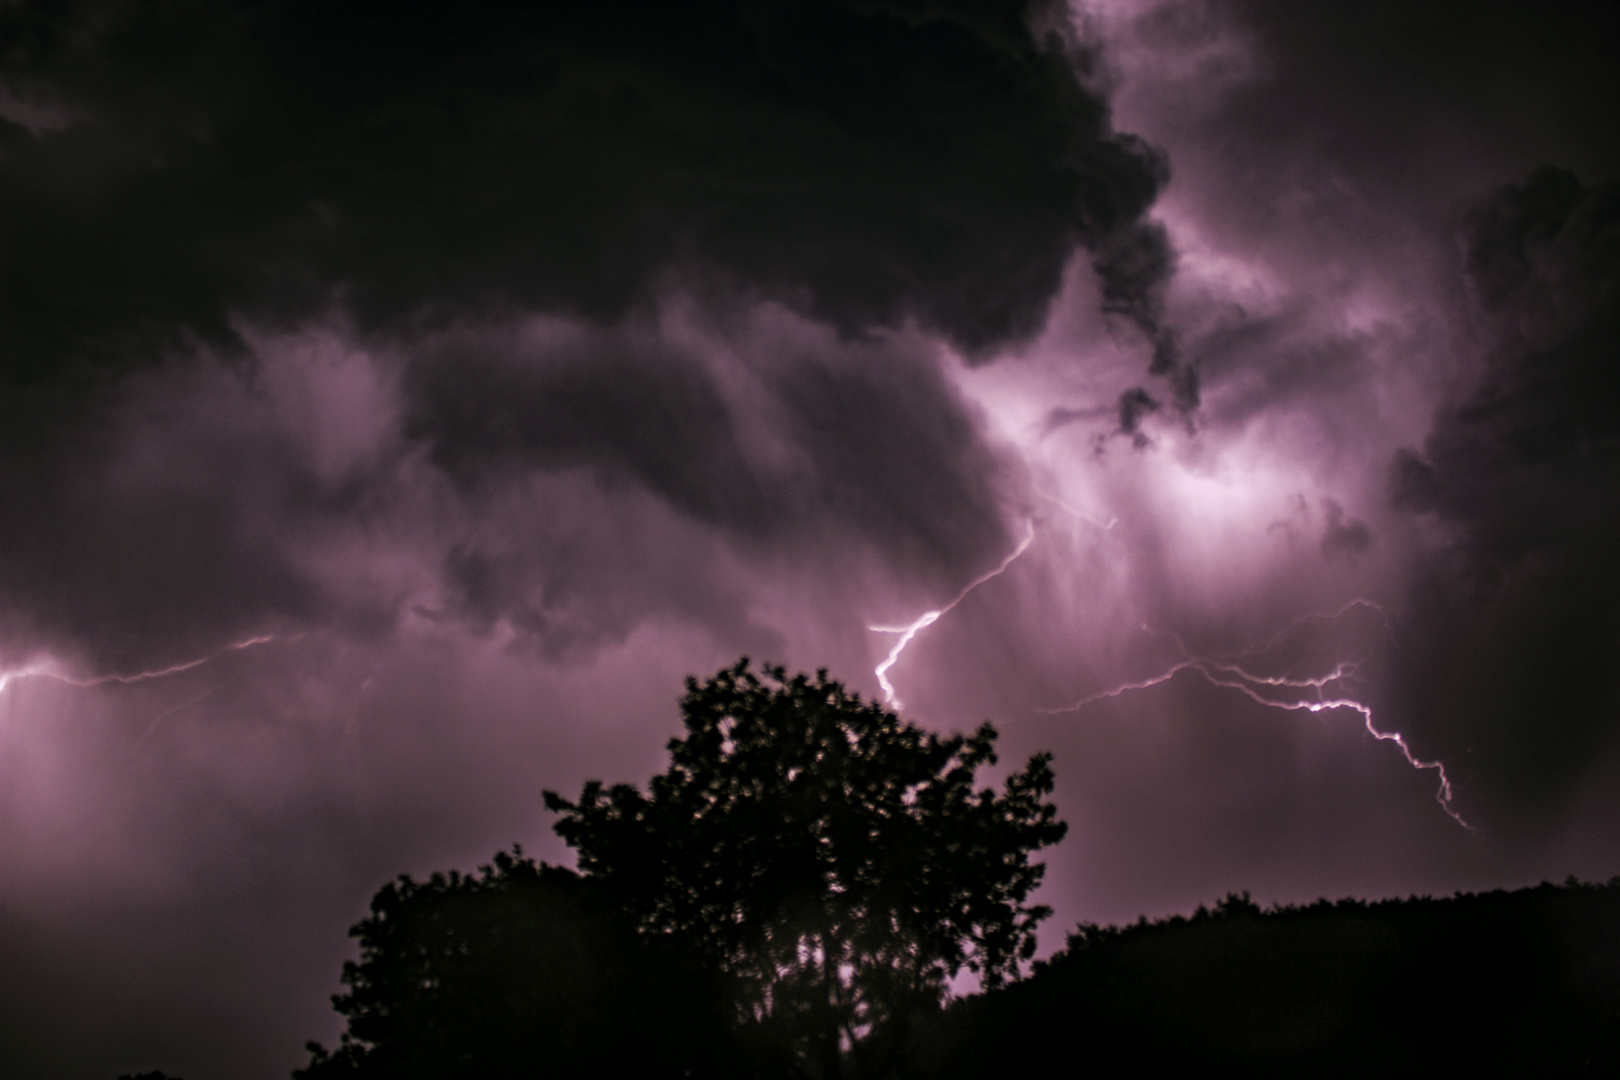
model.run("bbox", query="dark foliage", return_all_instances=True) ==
[909,878,1620,1076]
[295,850,733,1079]
[544,659,1066,1078]
[299,660,1064,1079]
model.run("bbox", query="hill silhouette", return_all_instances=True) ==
[288,873,1620,1078]
[909,879,1620,1076]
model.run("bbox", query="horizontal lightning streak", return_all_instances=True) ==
[0,635,276,697]
[870,521,1036,710]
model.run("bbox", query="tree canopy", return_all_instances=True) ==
[544,658,1066,1078]
[294,851,732,1079]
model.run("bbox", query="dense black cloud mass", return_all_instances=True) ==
[1148,0,1620,222]
[0,0,1165,377]
[1386,168,1620,815]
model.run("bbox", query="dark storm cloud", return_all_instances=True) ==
[0,0,1166,375]
[402,307,1014,657]
[0,365,357,673]
[1091,218,1197,411]
[1126,0,1620,226]
[1318,499,1370,560]
[412,322,764,525]
[0,0,1170,670]
[1113,384,1159,444]
[1384,168,1620,816]
[1392,169,1620,572]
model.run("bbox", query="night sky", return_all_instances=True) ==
[2,1,1618,1076]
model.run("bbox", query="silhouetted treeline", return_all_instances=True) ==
[291,664,1620,1078]
[907,878,1620,1077]
[295,850,740,1079]
[294,869,1620,1078]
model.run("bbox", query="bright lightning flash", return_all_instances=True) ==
[1046,602,1470,829]
[0,636,276,697]
[870,521,1036,710]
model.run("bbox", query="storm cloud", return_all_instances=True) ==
[0,0,1170,674]
[0,0,1166,366]
[1385,167,1620,817]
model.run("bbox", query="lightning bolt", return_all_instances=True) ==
[1034,489,1117,533]
[1219,598,1390,661]
[0,635,276,696]
[1046,605,1470,829]
[870,521,1036,710]
[0,663,48,696]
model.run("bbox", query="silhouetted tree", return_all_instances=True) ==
[544,659,1066,1079]
[295,850,731,1079]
